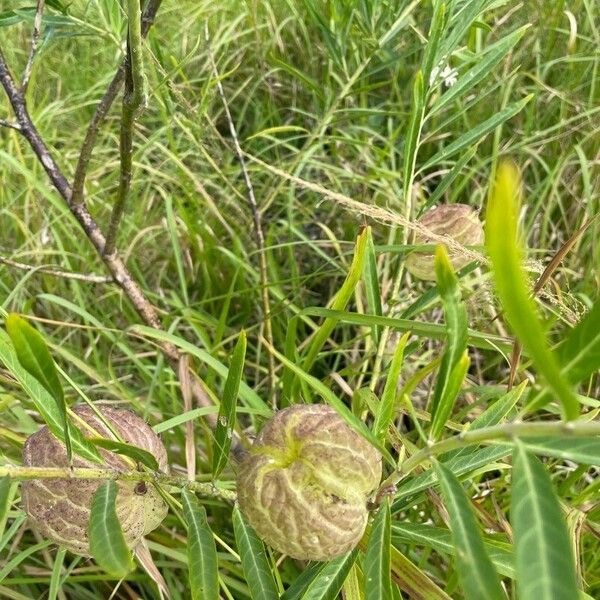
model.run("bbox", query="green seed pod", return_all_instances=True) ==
[22,405,168,556]
[236,404,382,561]
[405,204,484,281]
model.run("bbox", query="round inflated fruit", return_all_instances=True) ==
[21,405,168,556]
[236,404,382,561]
[405,203,484,280]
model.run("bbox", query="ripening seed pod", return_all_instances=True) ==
[236,404,382,561]
[405,204,484,280]
[21,405,168,556]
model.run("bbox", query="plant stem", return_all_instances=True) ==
[0,466,236,502]
[104,0,146,256]
[377,419,600,498]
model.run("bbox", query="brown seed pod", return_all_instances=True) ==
[236,404,382,561]
[22,405,168,556]
[405,204,484,281]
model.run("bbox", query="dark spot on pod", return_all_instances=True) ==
[134,482,147,495]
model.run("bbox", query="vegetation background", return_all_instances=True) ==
[0,0,598,599]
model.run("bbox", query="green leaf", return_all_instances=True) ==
[300,550,358,600]
[430,246,469,439]
[282,562,325,600]
[521,436,600,465]
[511,443,579,600]
[5,314,71,461]
[434,462,504,600]
[421,96,533,171]
[232,505,279,600]
[430,25,530,116]
[89,480,134,578]
[0,476,14,536]
[392,523,514,578]
[422,2,447,87]
[363,228,383,344]
[557,297,600,388]
[302,227,369,374]
[181,490,219,600]
[403,71,425,201]
[364,499,392,600]
[485,162,578,420]
[90,438,159,471]
[0,331,100,463]
[374,332,410,442]
[390,546,451,600]
[213,330,246,478]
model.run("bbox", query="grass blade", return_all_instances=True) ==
[430,25,530,117]
[363,228,383,343]
[364,498,392,600]
[181,490,219,600]
[421,96,533,171]
[430,246,468,439]
[485,162,578,420]
[511,443,579,600]
[5,314,71,462]
[213,330,246,478]
[373,332,410,442]
[434,461,504,600]
[422,2,447,87]
[89,480,134,578]
[402,71,425,202]
[232,505,279,600]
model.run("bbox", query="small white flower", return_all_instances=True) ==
[430,62,458,87]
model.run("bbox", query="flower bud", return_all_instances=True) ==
[405,204,484,280]
[236,404,382,561]
[21,405,168,556]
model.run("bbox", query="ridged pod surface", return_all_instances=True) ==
[236,404,382,561]
[22,405,168,556]
[405,204,484,280]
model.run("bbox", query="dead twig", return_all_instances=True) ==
[0,256,113,283]
[21,0,45,94]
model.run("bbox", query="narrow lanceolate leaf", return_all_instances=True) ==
[364,499,392,600]
[232,505,279,600]
[300,550,358,600]
[374,332,410,442]
[363,228,383,343]
[486,162,578,420]
[430,24,530,116]
[90,438,159,471]
[0,331,100,462]
[421,96,533,170]
[302,227,368,374]
[422,2,447,87]
[430,246,468,440]
[434,462,504,600]
[5,314,71,461]
[0,476,13,535]
[213,330,246,478]
[181,490,219,600]
[89,481,133,578]
[390,546,451,600]
[520,436,600,467]
[511,443,579,600]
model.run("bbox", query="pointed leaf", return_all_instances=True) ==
[434,461,504,600]
[181,490,219,600]
[89,480,134,578]
[90,438,159,471]
[511,443,579,600]
[301,550,358,600]
[5,314,71,461]
[364,499,392,600]
[486,162,578,420]
[213,330,246,478]
[232,505,279,600]
[363,228,383,343]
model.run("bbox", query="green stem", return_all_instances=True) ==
[0,466,236,502]
[377,419,600,497]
